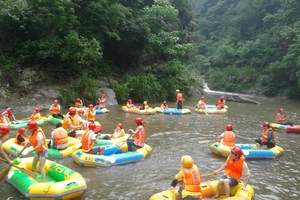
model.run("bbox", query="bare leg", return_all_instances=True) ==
[39,157,46,181]
[224,179,231,197]
[216,179,224,197]
[32,156,39,171]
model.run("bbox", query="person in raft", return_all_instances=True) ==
[275,108,293,126]
[26,120,48,181]
[127,117,145,151]
[196,96,207,110]
[96,93,107,109]
[208,146,250,198]
[216,96,226,110]
[111,123,126,139]
[0,125,12,164]
[126,99,135,109]
[81,122,104,154]
[50,122,68,150]
[85,104,96,122]
[0,113,9,126]
[255,122,275,148]
[160,100,168,110]
[1,107,17,122]
[176,89,184,109]
[170,155,202,200]
[63,107,83,137]
[49,99,64,119]
[217,123,236,147]
[139,101,150,110]
[15,128,27,146]
[28,107,42,121]
[74,97,84,108]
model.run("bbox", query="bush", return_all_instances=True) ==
[60,74,98,107]
[110,80,129,103]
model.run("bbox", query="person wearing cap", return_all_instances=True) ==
[15,128,27,146]
[209,146,250,198]
[216,96,226,110]
[112,123,126,139]
[196,96,207,110]
[50,122,68,150]
[49,99,64,119]
[0,125,12,164]
[85,104,96,122]
[160,100,168,110]
[1,107,17,122]
[127,117,145,151]
[255,122,275,148]
[217,123,236,146]
[176,89,184,109]
[26,120,48,181]
[81,122,104,154]
[139,101,149,110]
[28,107,42,121]
[62,107,82,137]
[170,155,202,199]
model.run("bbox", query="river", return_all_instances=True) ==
[1,96,300,199]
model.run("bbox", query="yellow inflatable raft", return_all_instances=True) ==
[7,157,87,199]
[149,180,254,200]
[121,106,156,114]
[195,107,227,114]
[3,137,81,159]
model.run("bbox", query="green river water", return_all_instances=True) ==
[1,96,300,199]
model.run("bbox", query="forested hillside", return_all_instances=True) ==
[191,0,300,97]
[0,0,195,105]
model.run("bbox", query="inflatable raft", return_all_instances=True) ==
[210,142,284,159]
[3,137,81,159]
[149,180,254,200]
[121,106,156,115]
[95,133,130,146]
[155,107,191,115]
[195,107,227,114]
[270,123,300,134]
[7,157,87,199]
[9,117,47,130]
[95,108,110,114]
[72,143,152,167]
[47,115,62,125]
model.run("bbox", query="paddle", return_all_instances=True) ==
[0,157,37,179]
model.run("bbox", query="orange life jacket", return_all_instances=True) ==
[63,115,80,129]
[217,99,225,109]
[260,128,274,143]
[0,117,8,125]
[15,132,26,146]
[276,113,286,124]
[86,110,96,121]
[50,104,60,115]
[222,131,235,146]
[176,93,183,101]
[29,128,47,153]
[53,127,68,146]
[224,157,244,180]
[81,130,94,152]
[134,126,145,147]
[182,165,201,192]
[29,113,41,121]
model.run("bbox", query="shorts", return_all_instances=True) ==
[37,150,48,158]
[127,139,142,151]
[220,175,238,187]
[255,139,275,148]
[177,101,183,109]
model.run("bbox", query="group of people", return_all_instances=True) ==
[196,95,226,110]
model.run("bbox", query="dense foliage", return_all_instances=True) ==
[191,0,300,97]
[0,0,196,104]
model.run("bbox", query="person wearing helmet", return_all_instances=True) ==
[15,128,27,146]
[63,107,83,137]
[1,107,17,122]
[50,122,68,150]
[217,123,236,146]
[49,99,64,119]
[112,123,126,139]
[0,113,9,126]
[0,125,12,164]
[216,96,226,110]
[139,101,149,110]
[28,106,42,121]
[170,155,201,199]
[196,96,207,110]
[176,89,184,109]
[255,122,275,148]
[81,122,104,154]
[208,146,250,198]
[160,100,168,110]
[26,120,48,181]
[85,104,96,122]
[74,98,83,108]
[127,117,146,151]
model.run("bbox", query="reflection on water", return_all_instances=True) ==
[1,96,300,199]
